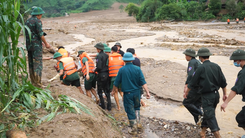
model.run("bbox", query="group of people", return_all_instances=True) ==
[182,47,245,138]
[26,6,245,137]
[227,18,245,24]
[49,42,151,135]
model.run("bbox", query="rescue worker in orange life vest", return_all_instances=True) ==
[57,46,69,58]
[77,50,100,104]
[48,52,85,94]
[108,46,124,110]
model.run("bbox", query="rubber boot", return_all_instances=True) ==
[128,120,137,136]
[136,110,143,133]
[105,92,111,111]
[98,90,105,109]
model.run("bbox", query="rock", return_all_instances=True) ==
[164,124,168,129]
[186,126,190,130]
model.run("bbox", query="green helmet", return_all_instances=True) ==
[104,47,111,53]
[230,49,245,60]
[196,47,212,56]
[77,50,85,57]
[103,43,108,47]
[31,7,45,15]
[183,48,196,57]
[53,52,62,59]
[94,43,104,50]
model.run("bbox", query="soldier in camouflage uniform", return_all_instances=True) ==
[25,7,50,87]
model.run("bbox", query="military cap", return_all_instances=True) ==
[114,42,122,48]
[77,50,85,57]
[183,48,196,57]
[230,49,245,60]
[94,43,104,50]
[31,7,45,15]
[103,43,108,47]
[53,52,62,59]
[104,47,111,53]
[196,47,212,56]
[122,52,135,61]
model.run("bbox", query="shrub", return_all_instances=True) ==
[208,0,221,16]
[125,3,139,16]
[136,0,163,22]
[201,12,215,20]
[156,3,186,20]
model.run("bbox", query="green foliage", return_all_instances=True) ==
[1,0,94,136]
[156,3,186,20]
[208,0,221,16]
[136,0,163,22]
[221,14,232,22]
[125,3,139,16]
[201,12,215,20]
[79,0,114,12]
[116,0,144,4]
[226,0,238,16]
[119,4,124,12]
[185,1,205,20]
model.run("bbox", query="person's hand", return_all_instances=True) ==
[45,43,51,48]
[183,92,187,99]
[221,103,228,112]
[111,91,115,96]
[223,95,228,102]
[86,75,90,81]
[146,92,150,99]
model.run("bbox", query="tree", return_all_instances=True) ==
[125,3,139,16]
[226,0,238,16]
[136,0,163,22]
[208,0,221,16]
[156,3,186,20]
[119,4,124,12]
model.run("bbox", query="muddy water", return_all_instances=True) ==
[71,28,244,137]
[64,34,95,54]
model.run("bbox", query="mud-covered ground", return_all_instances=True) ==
[18,2,245,138]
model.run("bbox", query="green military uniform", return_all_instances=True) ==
[94,43,111,110]
[230,49,245,128]
[182,48,202,124]
[81,57,96,90]
[188,48,227,132]
[25,7,45,87]
[58,62,80,87]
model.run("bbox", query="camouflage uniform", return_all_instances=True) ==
[25,16,44,87]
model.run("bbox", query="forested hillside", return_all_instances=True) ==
[23,0,143,17]
[23,0,245,21]
[125,0,245,22]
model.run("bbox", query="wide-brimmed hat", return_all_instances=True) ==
[114,42,122,48]
[53,52,62,59]
[196,47,212,56]
[230,49,245,60]
[94,43,104,50]
[77,50,85,57]
[122,52,135,61]
[104,47,111,53]
[183,48,196,57]
[31,7,45,15]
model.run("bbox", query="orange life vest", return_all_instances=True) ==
[59,57,77,79]
[227,19,230,22]
[236,18,239,22]
[79,52,95,76]
[58,48,69,58]
[108,53,124,77]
